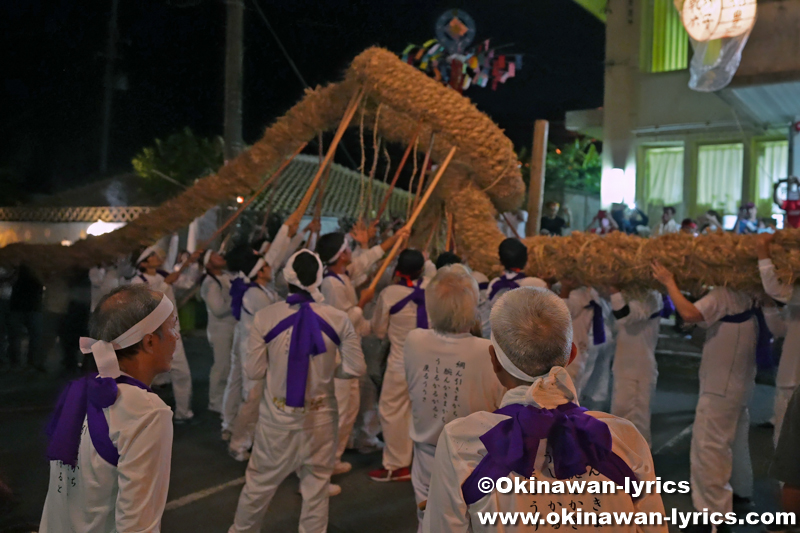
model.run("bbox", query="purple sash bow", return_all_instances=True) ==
[461,402,638,506]
[585,301,606,345]
[720,308,774,369]
[488,272,526,301]
[263,293,341,407]
[230,277,258,320]
[388,279,428,329]
[46,373,152,467]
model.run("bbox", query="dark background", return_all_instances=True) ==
[0,0,604,194]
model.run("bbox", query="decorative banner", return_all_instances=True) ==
[401,35,522,94]
[681,0,757,42]
[435,9,476,54]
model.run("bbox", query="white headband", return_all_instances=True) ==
[490,331,537,382]
[283,249,325,303]
[136,245,159,266]
[79,295,175,379]
[203,249,213,267]
[248,258,266,280]
[326,234,352,265]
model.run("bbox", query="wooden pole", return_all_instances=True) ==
[411,133,435,214]
[367,146,457,292]
[375,122,422,221]
[286,88,364,227]
[525,120,549,237]
[200,141,307,250]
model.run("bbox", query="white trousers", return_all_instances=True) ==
[352,374,382,449]
[334,377,360,463]
[582,341,615,404]
[229,380,264,455]
[170,335,193,420]
[611,372,657,446]
[222,327,244,432]
[378,365,413,471]
[207,322,235,412]
[690,393,753,513]
[229,421,337,533]
[412,442,436,533]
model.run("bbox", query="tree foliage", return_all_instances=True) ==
[132,127,224,195]
[517,138,602,196]
[544,138,601,194]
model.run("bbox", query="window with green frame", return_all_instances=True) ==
[755,140,789,215]
[643,0,689,73]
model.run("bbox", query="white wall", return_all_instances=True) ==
[0,221,93,247]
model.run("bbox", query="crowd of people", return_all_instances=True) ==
[4,202,797,533]
[526,197,793,240]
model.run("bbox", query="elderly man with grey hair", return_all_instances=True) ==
[404,265,506,532]
[40,284,178,533]
[422,287,666,533]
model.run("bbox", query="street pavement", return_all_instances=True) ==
[0,326,785,533]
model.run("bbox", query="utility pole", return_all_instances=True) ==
[223,0,245,160]
[525,120,549,237]
[99,0,120,174]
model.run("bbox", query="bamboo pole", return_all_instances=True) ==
[199,141,307,249]
[411,133,435,214]
[286,88,364,227]
[375,121,422,221]
[367,146,456,293]
[424,215,440,253]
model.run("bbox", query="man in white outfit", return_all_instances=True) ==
[88,264,121,312]
[228,250,366,533]
[370,249,431,482]
[405,264,505,531]
[40,284,178,532]
[609,288,664,446]
[131,246,201,422]
[559,281,612,398]
[221,220,313,441]
[422,287,666,532]
[653,261,768,517]
[226,249,281,461]
[316,225,409,477]
[200,250,237,414]
[480,238,547,338]
[757,233,800,445]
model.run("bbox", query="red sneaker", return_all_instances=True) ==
[368,467,411,482]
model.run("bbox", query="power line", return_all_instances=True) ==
[249,0,357,168]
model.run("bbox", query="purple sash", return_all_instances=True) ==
[585,301,606,345]
[230,277,258,320]
[661,294,675,318]
[478,281,489,291]
[46,374,152,467]
[721,308,774,369]
[263,293,341,407]
[488,272,526,301]
[461,402,638,506]
[388,279,428,329]
[324,270,344,284]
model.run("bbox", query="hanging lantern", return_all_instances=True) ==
[681,0,757,42]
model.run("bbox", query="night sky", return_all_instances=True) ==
[0,0,604,193]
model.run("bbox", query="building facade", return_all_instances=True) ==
[568,0,800,227]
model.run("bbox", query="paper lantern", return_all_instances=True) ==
[681,0,757,42]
